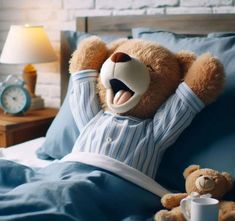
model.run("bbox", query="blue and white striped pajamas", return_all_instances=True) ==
[66,69,204,196]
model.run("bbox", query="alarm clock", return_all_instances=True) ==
[0,75,31,115]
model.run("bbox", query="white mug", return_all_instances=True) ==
[180,197,219,221]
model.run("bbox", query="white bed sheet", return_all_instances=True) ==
[0,137,55,168]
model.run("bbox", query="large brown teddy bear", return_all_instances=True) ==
[155,165,235,221]
[67,36,224,197]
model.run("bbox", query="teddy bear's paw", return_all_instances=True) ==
[69,36,108,73]
[161,193,187,209]
[154,210,177,221]
[176,50,196,76]
[184,53,225,105]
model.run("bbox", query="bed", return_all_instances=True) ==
[0,14,235,221]
[0,137,53,167]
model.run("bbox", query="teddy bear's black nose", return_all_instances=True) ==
[111,52,131,63]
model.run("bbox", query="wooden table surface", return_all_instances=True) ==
[0,108,58,147]
[0,108,58,130]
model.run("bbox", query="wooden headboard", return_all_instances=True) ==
[60,14,235,102]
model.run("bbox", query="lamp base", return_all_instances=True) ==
[23,64,37,97]
[30,95,45,110]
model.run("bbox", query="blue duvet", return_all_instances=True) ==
[0,159,162,221]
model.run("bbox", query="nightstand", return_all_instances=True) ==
[0,108,58,147]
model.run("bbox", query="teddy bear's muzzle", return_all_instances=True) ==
[195,176,215,192]
[100,52,150,114]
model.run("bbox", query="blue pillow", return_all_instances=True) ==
[207,32,235,38]
[37,31,92,160]
[37,32,124,160]
[132,28,235,199]
[36,77,80,160]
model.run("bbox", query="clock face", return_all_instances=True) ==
[0,85,31,114]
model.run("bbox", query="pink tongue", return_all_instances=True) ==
[113,90,132,105]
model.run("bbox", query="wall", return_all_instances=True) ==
[0,0,234,107]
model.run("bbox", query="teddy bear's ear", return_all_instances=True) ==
[176,51,197,78]
[183,165,200,179]
[107,38,129,56]
[222,172,234,192]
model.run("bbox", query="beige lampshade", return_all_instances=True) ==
[0,25,57,64]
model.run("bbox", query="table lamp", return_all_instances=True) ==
[0,25,57,109]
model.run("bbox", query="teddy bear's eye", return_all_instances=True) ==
[199,175,203,177]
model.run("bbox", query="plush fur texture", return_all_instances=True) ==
[184,53,225,105]
[69,36,108,73]
[155,165,235,221]
[69,36,224,119]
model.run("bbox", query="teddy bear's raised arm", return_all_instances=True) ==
[69,36,108,74]
[68,36,109,131]
[182,53,225,105]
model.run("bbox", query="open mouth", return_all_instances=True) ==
[110,79,134,105]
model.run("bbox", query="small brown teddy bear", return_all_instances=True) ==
[68,36,225,197]
[155,165,235,221]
